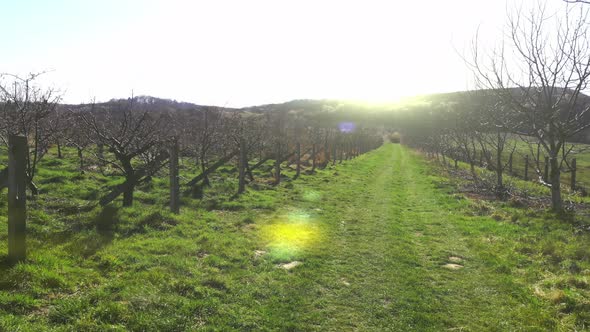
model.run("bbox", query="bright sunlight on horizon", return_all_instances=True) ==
[1,0,539,107]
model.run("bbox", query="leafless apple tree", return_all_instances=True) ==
[469,2,590,211]
[0,72,62,193]
[80,98,172,206]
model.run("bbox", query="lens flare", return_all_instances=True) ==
[261,209,321,262]
[338,122,356,133]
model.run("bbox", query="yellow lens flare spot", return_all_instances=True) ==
[261,211,321,262]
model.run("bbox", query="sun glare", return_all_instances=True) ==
[1,0,509,106]
[261,209,322,261]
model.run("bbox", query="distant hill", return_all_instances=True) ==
[58,90,590,141]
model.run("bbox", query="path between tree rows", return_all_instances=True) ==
[252,143,553,331]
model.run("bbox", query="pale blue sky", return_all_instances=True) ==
[0,0,563,107]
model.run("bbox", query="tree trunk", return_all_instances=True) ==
[170,140,180,214]
[238,138,246,194]
[549,157,562,212]
[97,143,104,159]
[524,154,529,181]
[496,132,503,193]
[324,137,330,165]
[200,160,210,186]
[122,180,135,207]
[544,156,550,183]
[57,140,63,159]
[332,142,337,166]
[496,153,503,194]
[77,147,84,174]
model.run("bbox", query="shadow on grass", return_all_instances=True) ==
[95,205,119,235]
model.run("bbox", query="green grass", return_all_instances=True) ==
[0,144,589,330]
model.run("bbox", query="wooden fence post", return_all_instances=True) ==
[238,138,247,194]
[274,141,281,184]
[324,136,330,165]
[311,144,317,172]
[571,158,577,191]
[169,139,180,214]
[544,156,549,183]
[295,142,301,178]
[8,135,27,263]
[332,142,337,166]
[524,154,529,181]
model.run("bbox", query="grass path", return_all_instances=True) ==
[251,143,556,331]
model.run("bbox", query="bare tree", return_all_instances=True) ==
[0,72,61,193]
[80,98,171,206]
[469,2,590,211]
[63,109,93,173]
[186,106,224,186]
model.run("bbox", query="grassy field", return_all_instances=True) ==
[1,144,590,330]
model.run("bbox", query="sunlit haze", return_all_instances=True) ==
[0,0,554,107]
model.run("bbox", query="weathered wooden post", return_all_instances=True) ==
[332,142,337,166]
[544,156,549,183]
[238,138,247,194]
[324,135,330,165]
[571,158,577,191]
[524,154,529,181]
[311,144,317,172]
[77,148,85,174]
[8,135,27,263]
[169,138,180,214]
[344,142,349,160]
[295,142,301,179]
[339,144,344,164]
[274,140,281,184]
